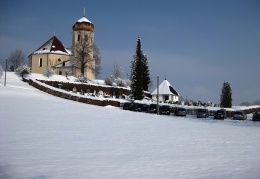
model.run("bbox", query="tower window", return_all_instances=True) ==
[39,58,42,67]
[77,35,80,41]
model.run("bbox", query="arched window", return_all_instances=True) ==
[77,35,80,42]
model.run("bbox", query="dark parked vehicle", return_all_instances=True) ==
[134,103,149,112]
[233,111,247,120]
[252,111,260,121]
[147,104,160,113]
[174,107,186,116]
[214,109,227,120]
[160,105,171,115]
[123,102,133,110]
[130,103,139,111]
[197,108,209,118]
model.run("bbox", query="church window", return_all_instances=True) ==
[62,61,65,67]
[39,58,42,67]
[59,71,62,75]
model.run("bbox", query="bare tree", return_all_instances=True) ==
[112,63,123,79]
[71,35,94,77]
[8,49,26,71]
[93,43,102,78]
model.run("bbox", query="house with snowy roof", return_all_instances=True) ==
[151,79,180,103]
[28,10,95,79]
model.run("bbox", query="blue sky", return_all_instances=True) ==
[0,0,259,105]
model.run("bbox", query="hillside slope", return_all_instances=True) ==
[1,73,260,178]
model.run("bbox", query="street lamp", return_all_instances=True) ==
[4,58,7,86]
[157,75,159,115]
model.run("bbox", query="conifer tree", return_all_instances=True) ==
[142,54,151,91]
[130,37,151,100]
[220,81,232,108]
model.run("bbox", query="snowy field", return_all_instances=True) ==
[1,73,260,179]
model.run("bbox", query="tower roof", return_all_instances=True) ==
[33,36,71,55]
[73,16,94,32]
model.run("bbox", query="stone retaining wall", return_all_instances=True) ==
[29,79,120,107]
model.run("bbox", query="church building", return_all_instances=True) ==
[28,11,95,79]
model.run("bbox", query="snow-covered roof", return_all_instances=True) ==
[151,79,180,96]
[33,36,71,55]
[55,60,75,68]
[77,17,92,23]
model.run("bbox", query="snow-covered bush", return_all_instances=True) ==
[44,67,55,78]
[15,65,31,79]
[124,79,131,87]
[64,70,71,79]
[75,74,88,83]
[115,79,126,87]
[104,76,113,86]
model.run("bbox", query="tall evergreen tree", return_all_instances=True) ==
[220,81,232,108]
[130,37,151,100]
[142,54,151,91]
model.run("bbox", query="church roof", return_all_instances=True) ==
[55,60,75,68]
[151,79,180,96]
[33,36,71,55]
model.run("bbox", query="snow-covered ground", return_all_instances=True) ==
[1,73,260,179]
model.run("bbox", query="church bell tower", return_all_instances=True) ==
[72,8,95,78]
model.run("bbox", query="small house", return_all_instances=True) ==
[151,79,180,103]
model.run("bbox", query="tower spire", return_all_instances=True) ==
[83,7,86,17]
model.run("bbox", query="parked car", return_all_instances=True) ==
[233,111,247,120]
[214,109,227,120]
[174,107,186,116]
[252,111,260,121]
[123,102,133,110]
[134,103,149,112]
[197,108,209,118]
[130,103,139,111]
[160,105,171,115]
[147,104,160,113]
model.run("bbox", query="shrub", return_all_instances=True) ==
[104,76,113,86]
[15,65,31,79]
[75,74,88,83]
[115,79,126,87]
